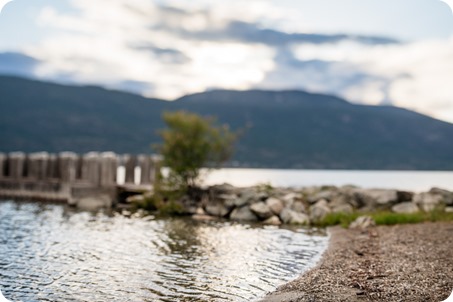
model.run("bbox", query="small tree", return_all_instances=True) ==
[155,111,236,189]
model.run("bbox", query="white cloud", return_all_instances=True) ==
[289,38,453,123]
[12,0,453,124]
[29,0,276,99]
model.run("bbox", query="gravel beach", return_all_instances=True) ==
[261,222,453,302]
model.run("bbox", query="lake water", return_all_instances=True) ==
[203,169,453,192]
[2,169,451,301]
[0,200,327,302]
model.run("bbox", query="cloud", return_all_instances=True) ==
[278,38,453,122]
[7,0,452,123]
[131,44,190,64]
[168,20,398,46]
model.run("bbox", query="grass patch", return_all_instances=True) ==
[316,212,360,228]
[371,212,425,225]
[317,208,453,228]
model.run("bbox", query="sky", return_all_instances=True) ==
[0,0,453,123]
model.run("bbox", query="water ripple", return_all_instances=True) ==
[0,200,328,301]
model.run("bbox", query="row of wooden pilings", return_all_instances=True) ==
[0,151,162,188]
[0,152,161,209]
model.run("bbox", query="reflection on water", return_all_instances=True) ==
[0,201,327,302]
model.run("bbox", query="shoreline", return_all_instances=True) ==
[261,222,453,302]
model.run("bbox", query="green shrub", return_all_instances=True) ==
[155,111,237,190]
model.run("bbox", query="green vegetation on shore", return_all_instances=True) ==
[155,111,236,189]
[317,208,453,228]
[138,111,237,215]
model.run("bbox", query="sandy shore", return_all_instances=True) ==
[261,222,453,302]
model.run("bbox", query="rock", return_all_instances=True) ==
[218,194,238,209]
[355,189,398,210]
[230,206,258,221]
[204,202,230,217]
[329,194,354,214]
[429,187,453,206]
[266,197,284,215]
[445,207,453,213]
[76,194,112,211]
[279,208,309,225]
[195,207,205,215]
[397,191,414,202]
[307,190,336,204]
[309,199,331,223]
[331,203,354,214]
[413,192,444,212]
[250,202,273,220]
[281,192,302,207]
[263,215,282,225]
[235,188,258,207]
[392,202,419,214]
[350,216,376,229]
[257,191,270,201]
[218,193,238,201]
[291,201,306,213]
[210,183,236,194]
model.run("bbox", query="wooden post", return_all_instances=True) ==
[46,154,59,179]
[58,152,78,183]
[8,152,26,179]
[124,154,136,184]
[81,152,101,186]
[28,152,49,180]
[100,152,118,187]
[0,153,5,179]
[138,154,152,185]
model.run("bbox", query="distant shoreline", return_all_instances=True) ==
[261,222,453,302]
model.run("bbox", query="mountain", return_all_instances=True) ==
[1,75,453,170]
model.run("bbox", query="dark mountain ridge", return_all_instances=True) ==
[1,75,452,170]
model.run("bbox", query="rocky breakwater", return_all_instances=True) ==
[132,184,453,225]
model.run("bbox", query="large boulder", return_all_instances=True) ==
[250,202,273,220]
[235,188,258,207]
[266,197,285,215]
[413,192,444,212]
[279,208,309,225]
[329,194,354,214]
[396,191,414,202]
[230,206,258,221]
[217,194,238,209]
[309,199,331,223]
[209,183,237,194]
[291,201,306,213]
[204,202,230,217]
[336,188,361,208]
[307,189,337,204]
[331,202,354,214]
[429,188,453,206]
[281,192,303,207]
[392,202,419,214]
[355,189,399,210]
